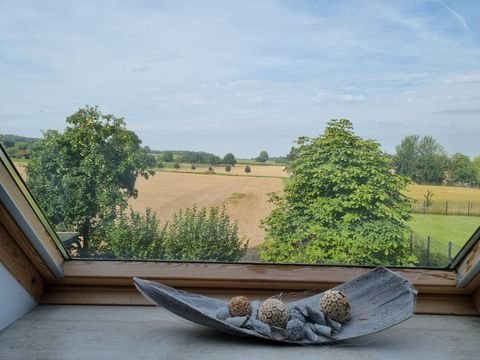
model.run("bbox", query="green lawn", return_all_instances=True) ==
[407,214,480,256]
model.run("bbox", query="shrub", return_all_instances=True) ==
[162,206,248,261]
[225,165,231,172]
[244,165,251,174]
[191,164,196,170]
[157,160,164,168]
[173,162,180,169]
[91,208,166,259]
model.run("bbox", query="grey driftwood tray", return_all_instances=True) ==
[133,267,417,345]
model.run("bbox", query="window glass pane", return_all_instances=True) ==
[2,1,480,267]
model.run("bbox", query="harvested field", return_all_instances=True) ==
[130,171,284,247]
[161,164,288,178]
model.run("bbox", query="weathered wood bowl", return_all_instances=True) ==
[134,267,416,345]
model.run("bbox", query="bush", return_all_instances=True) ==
[157,160,164,168]
[191,164,196,170]
[244,165,251,174]
[91,208,166,259]
[208,166,213,171]
[162,206,248,261]
[225,165,231,172]
[173,162,180,169]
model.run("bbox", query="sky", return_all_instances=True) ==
[1,0,480,158]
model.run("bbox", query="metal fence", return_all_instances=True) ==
[411,201,480,216]
[409,234,461,267]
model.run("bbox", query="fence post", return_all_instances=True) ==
[423,200,426,214]
[410,234,413,254]
[448,241,453,262]
[445,201,448,215]
[426,236,431,266]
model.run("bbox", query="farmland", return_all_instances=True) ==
[129,171,284,247]
[13,161,480,256]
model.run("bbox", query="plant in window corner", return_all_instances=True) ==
[26,106,155,256]
[260,119,415,265]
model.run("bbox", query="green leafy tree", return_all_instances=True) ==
[162,206,248,261]
[26,106,154,255]
[244,165,251,174]
[93,208,166,259]
[191,164,196,170]
[260,119,413,265]
[256,150,269,162]
[473,155,480,184]
[173,162,181,169]
[394,135,449,184]
[163,151,174,162]
[449,153,476,185]
[223,153,236,166]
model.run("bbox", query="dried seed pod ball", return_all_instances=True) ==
[319,290,351,322]
[228,296,252,317]
[258,298,289,328]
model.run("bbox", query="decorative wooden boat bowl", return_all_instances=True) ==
[134,267,417,345]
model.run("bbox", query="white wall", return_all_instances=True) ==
[0,263,37,331]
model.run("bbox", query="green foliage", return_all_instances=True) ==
[92,208,166,259]
[156,160,164,168]
[0,134,38,159]
[449,153,476,185]
[163,151,174,162]
[225,165,232,172]
[260,119,414,265]
[473,155,480,184]
[223,153,236,166]
[244,165,251,174]
[191,164,196,170]
[162,206,248,261]
[394,135,449,184]
[26,106,154,255]
[256,150,269,162]
[173,162,181,169]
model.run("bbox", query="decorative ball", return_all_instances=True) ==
[319,290,351,322]
[258,298,289,328]
[228,296,252,317]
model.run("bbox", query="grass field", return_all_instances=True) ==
[407,214,480,256]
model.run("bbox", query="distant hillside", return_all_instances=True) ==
[0,133,40,159]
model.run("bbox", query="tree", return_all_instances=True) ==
[162,206,248,261]
[473,155,480,184]
[449,153,476,185]
[260,119,413,265]
[163,151,174,162]
[256,150,269,162]
[26,106,154,255]
[223,153,236,166]
[173,162,180,169]
[394,135,449,184]
[225,165,232,172]
[244,165,251,174]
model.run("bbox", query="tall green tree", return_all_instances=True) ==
[260,119,413,265]
[256,150,269,162]
[223,153,237,166]
[473,155,480,184]
[449,153,476,185]
[394,135,448,184]
[26,106,154,255]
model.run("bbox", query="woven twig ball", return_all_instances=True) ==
[228,296,252,317]
[319,290,351,322]
[258,298,289,328]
